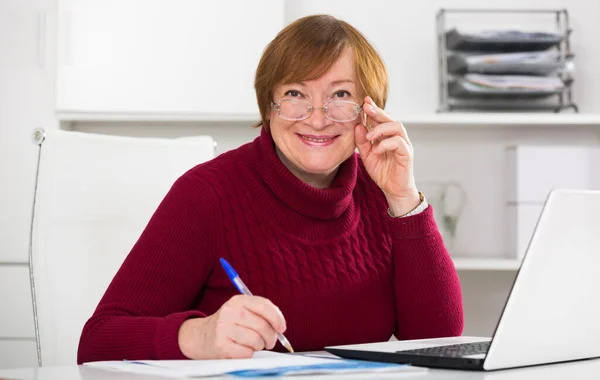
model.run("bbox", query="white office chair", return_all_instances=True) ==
[28,128,215,366]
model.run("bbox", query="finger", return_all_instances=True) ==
[237,308,278,350]
[366,121,411,146]
[241,296,287,334]
[373,136,411,155]
[219,339,255,359]
[363,96,394,125]
[229,324,266,352]
[354,122,374,161]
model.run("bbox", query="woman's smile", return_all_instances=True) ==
[296,133,340,147]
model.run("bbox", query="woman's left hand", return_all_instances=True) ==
[355,96,420,216]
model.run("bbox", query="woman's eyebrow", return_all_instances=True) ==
[283,82,307,87]
[329,79,355,86]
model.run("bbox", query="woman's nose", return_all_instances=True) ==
[306,104,331,129]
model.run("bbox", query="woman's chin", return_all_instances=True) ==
[297,155,351,176]
[298,163,338,176]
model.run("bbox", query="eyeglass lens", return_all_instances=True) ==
[277,99,359,122]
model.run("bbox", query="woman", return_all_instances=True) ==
[77,14,463,363]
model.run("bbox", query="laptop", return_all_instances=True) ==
[326,189,600,371]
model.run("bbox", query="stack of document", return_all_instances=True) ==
[466,50,560,66]
[461,30,562,41]
[445,28,563,53]
[84,351,428,378]
[463,74,564,91]
[447,50,572,77]
[443,26,574,111]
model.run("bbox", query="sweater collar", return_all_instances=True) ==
[255,128,357,221]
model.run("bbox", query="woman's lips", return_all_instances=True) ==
[297,134,339,147]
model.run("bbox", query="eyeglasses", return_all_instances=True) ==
[271,98,363,123]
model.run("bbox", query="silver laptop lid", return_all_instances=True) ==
[484,189,600,370]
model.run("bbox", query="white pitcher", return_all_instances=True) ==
[417,181,467,251]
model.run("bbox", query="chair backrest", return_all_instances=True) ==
[30,129,215,366]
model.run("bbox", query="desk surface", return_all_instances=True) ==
[2,359,600,380]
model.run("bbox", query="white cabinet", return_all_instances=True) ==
[0,267,35,339]
[506,204,543,259]
[56,0,284,116]
[506,146,598,204]
[0,341,38,369]
[505,145,600,259]
[0,266,37,368]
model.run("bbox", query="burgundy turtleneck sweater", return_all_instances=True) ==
[77,128,463,364]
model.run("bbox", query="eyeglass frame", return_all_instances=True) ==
[270,98,364,122]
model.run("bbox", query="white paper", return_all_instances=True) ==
[84,351,426,378]
[463,74,564,91]
[84,352,333,378]
[466,51,561,65]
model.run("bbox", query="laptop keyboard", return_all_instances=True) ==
[397,341,491,358]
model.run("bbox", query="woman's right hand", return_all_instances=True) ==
[178,295,287,359]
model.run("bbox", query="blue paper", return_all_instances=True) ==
[226,359,407,377]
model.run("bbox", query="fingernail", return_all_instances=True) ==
[368,105,376,113]
[365,132,373,139]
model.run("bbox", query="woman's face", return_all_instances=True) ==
[269,48,362,184]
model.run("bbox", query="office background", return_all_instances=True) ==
[2,0,600,369]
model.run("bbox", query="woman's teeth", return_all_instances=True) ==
[302,136,332,142]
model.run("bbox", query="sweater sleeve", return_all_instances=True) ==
[77,173,218,363]
[388,205,464,340]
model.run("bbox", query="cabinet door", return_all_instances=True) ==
[56,0,284,116]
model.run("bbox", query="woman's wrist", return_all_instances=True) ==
[178,317,208,359]
[386,189,422,217]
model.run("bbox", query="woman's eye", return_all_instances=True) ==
[284,90,301,97]
[334,90,351,98]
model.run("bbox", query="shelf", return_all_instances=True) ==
[400,113,600,128]
[56,110,600,129]
[452,257,522,271]
[56,111,261,123]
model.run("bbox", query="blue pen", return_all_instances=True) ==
[219,258,294,353]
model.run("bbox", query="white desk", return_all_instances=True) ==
[2,359,600,380]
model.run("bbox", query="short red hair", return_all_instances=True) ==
[254,14,388,128]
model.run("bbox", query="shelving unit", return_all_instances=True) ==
[436,8,577,113]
